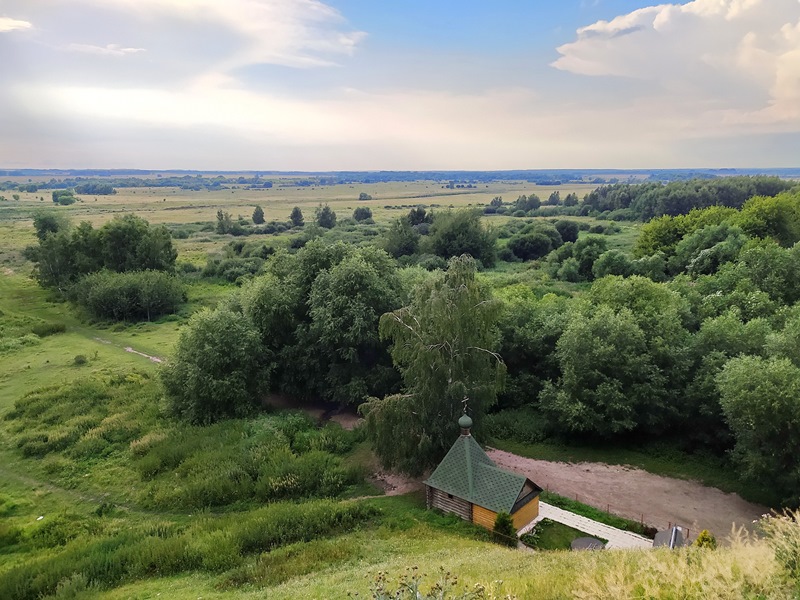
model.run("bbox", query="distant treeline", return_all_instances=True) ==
[583,176,794,221]
[3,168,800,191]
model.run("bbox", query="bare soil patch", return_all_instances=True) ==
[487,448,767,542]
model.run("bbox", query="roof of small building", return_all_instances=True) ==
[424,432,541,514]
[653,527,685,549]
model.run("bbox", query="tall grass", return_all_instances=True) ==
[4,374,362,510]
[0,500,378,600]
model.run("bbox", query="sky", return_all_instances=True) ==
[0,0,798,170]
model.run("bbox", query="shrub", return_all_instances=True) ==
[31,322,66,337]
[492,512,517,547]
[73,355,88,366]
[693,529,718,549]
[71,270,185,321]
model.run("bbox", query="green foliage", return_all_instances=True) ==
[363,256,504,473]
[308,248,403,404]
[353,206,373,221]
[736,190,800,247]
[554,219,579,243]
[74,182,116,195]
[71,270,185,321]
[358,192,373,201]
[668,223,747,276]
[492,512,516,547]
[540,304,660,436]
[428,210,497,267]
[52,189,77,205]
[31,321,66,337]
[161,307,267,424]
[693,529,717,549]
[507,232,552,261]
[718,356,800,505]
[383,217,420,258]
[0,500,377,600]
[592,249,633,278]
[25,214,177,293]
[407,205,432,226]
[290,206,304,227]
[585,176,792,221]
[545,236,608,282]
[32,210,70,241]
[252,205,265,224]
[315,203,337,229]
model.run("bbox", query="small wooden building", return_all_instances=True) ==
[425,414,542,531]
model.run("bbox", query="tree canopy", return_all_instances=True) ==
[363,256,505,474]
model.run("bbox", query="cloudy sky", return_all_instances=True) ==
[1,0,798,170]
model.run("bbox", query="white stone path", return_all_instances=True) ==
[519,501,653,550]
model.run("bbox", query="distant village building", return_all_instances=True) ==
[424,414,542,530]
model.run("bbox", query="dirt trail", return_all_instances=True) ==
[487,448,767,541]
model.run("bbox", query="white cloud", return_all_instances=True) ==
[0,16,32,32]
[552,0,800,126]
[73,0,366,70]
[66,43,145,56]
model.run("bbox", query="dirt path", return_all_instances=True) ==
[487,448,767,542]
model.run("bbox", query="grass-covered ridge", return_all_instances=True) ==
[3,374,365,510]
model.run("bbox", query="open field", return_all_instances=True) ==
[0,180,601,227]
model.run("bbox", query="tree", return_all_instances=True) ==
[161,307,267,424]
[383,217,420,258]
[490,196,503,207]
[592,250,633,278]
[407,206,432,226]
[563,192,579,207]
[32,211,70,241]
[100,215,176,273]
[315,203,337,229]
[429,209,497,267]
[252,205,265,224]
[358,192,372,201]
[540,304,664,437]
[545,191,561,206]
[718,355,800,504]
[353,206,373,222]
[554,220,579,244]
[216,210,233,234]
[507,233,552,261]
[290,206,304,227]
[736,190,800,248]
[309,248,402,404]
[362,256,505,473]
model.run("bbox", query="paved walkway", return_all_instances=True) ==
[519,502,653,550]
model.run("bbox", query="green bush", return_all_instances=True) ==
[31,322,66,337]
[492,512,517,547]
[71,270,185,321]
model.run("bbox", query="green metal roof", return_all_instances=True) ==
[425,434,537,514]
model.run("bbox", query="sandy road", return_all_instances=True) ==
[487,448,767,542]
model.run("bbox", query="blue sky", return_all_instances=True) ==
[0,0,798,170]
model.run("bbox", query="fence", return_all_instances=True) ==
[541,483,696,544]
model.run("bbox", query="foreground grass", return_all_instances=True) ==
[492,438,778,507]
